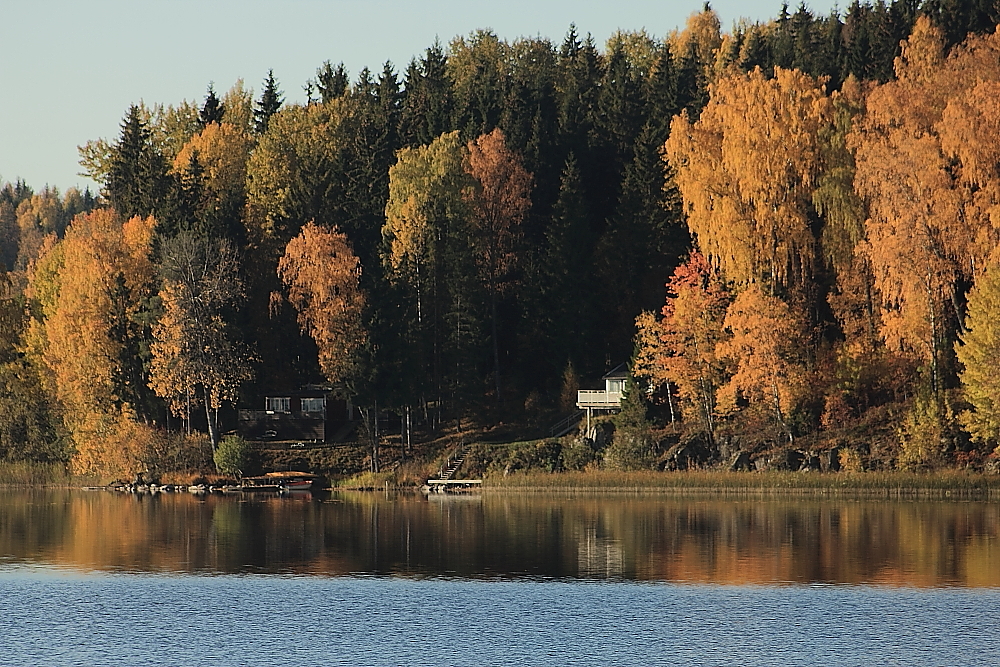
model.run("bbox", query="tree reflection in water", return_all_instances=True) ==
[1,489,998,586]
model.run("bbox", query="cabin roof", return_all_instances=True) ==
[265,388,329,398]
[601,364,628,380]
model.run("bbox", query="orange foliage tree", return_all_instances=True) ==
[26,209,157,475]
[634,253,730,442]
[851,18,1000,394]
[716,286,808,444]
[278,222,366,389]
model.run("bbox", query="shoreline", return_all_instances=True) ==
[6,465,1000,499]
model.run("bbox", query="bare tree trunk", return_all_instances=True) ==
[491,288,501,402]
[666,382,676,424]
[927,279,940,397]
[372,399,379,473]
[204,385,218,453]
[771,376,793,445]
[698,372,715,446]
[404,405,412,457]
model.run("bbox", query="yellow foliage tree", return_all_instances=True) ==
[384,131,471,297]
[173,122,252,214]
[716,286,808,444]
[25,209,157,475]
[383,131,477,414]
[956,259,1000,448]
[665,66,831,289]
[244,100,352,257]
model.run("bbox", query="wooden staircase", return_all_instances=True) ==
[425,445,482,492]
[549,410,585,438]
[438,446,467,480]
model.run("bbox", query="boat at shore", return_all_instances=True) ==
[241,471,319,492]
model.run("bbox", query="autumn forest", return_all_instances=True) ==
[3,0,1000,478]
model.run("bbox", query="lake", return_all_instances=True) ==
[2,488,999,665]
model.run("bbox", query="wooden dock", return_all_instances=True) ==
[426,479,482,486]
[423,479,482,493]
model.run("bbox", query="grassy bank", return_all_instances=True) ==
[481,469,1000,497]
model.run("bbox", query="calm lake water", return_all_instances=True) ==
[2,488,1000,665]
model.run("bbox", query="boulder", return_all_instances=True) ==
[801,454,821,472]
[729,451,754,471]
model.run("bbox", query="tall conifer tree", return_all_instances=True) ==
[254,70,284,134]
[106,105,169,221]
[199,85,225,127]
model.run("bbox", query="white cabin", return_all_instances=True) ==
[576,364,628,410]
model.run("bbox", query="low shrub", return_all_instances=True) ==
[602,430,655,471]
[214,435,253,476]
[561,437,597,471]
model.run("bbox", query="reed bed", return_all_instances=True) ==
[337,460,432,490]
[482,469,1000,498]
[0,461,72,486]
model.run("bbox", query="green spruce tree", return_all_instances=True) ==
[254,70,284,134]
[106,105,169,220]
[199,84,225,127]
[315,61,350,103]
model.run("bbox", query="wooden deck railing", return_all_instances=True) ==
[576,390,623,407]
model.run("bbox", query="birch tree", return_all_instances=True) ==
[634,253,729,442]
[149,233,252,450]
[716,286,808,444]
[665,66,831,289]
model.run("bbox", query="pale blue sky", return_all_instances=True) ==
[2,0,838,192]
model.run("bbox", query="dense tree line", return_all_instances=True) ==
[2,0,1000,475]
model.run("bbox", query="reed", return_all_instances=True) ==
[0,461,72,486]
[483,469,1000,496]
[338,459,440,489]
[336,470,396,490]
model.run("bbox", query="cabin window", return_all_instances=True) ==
[266,397,290,413]
[607,380,624,394]
[301,397,325,413]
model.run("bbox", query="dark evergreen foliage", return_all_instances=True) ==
[254,70,284,134]
[106,105,170,221]
[534,154,597,377]
[399,42,453,147]
[315,61,350,102]
[199,84,225,127]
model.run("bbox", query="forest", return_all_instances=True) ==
[2,0,1000,478]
